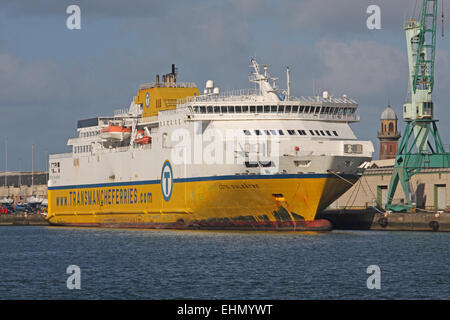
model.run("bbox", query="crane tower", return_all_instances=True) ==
[386,0,450,212]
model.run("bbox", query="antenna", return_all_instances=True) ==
[18,158,21,189]
[248,58,281,101]
[442,0,445,37]
[312,76,316,96]
[286,67,290,101]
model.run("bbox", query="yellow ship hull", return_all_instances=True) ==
[47,174,358,231]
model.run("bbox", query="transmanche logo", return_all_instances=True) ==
[145,92,150,108]
[161,160,173,202]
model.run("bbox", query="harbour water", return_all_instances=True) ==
[0,226,448,300]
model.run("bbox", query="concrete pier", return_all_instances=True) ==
[317,209,450,232]
[0,214,49,226]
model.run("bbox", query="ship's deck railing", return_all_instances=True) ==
[177,89,260,105]
[177,90,357,105]
[104,143,153,153]
[114,108,129,116]
[139,82,197,90]
[183,111,360,122]
[49,153,72,160]
[140,115,159,124]
[49,143,154,160]
[293,95,357,105]
[110,145,131,153]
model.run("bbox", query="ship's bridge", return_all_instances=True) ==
[176,91,360,122]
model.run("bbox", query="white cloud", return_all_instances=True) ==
[0,53,62,105]
[314,39,407,97]
[280,0,444,33]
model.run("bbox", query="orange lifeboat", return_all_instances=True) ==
[100,125,132,141]
[135,130,151,144]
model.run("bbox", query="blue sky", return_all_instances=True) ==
[1,0,450,171]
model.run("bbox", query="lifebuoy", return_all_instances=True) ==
[429,220,439,232]
[378,217,388,228]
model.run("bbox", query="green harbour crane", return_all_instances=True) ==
[386,0,450,212]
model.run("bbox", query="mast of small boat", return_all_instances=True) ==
[31,144,34,197]
[4,138,7,196]
[18,158,21,189]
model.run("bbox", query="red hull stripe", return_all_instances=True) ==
[48,219,332,231]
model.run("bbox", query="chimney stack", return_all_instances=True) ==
[172,64,177,82]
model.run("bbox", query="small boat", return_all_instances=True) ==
[100,125,131,141]
[27,196,45,204]
[135,130,151,144]
[0,198,13,204]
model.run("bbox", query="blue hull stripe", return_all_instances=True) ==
[48,173,359,191]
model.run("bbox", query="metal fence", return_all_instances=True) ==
[0,172,48,187]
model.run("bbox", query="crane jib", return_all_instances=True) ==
[412,0,438,94]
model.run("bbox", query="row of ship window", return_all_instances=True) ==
[190,105,356,116]
[160,119,183,126]
[79,130,100,138]
[74,145,92,153]
[243,129,339,137]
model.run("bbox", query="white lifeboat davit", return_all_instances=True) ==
[100,125,132,141]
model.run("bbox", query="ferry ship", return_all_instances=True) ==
[47,59,374,231]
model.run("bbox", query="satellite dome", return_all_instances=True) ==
[381,105,397,120]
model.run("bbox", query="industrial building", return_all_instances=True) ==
[330,106,449,212]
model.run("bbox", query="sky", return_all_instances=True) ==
[0,0,450,171]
